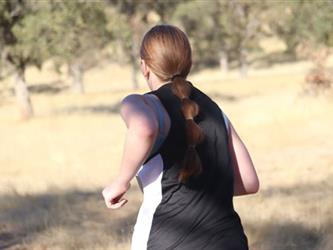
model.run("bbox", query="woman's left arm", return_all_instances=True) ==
[227,120,260,196]
[102,94,158,209]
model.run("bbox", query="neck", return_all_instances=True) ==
[149,73,170,91]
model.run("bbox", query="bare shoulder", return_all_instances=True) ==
[120,94,158,132]
[121,94,144,107]
[121,93,161,114]
[120,94,148,114]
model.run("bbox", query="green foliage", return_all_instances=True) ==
[49,0,110,69]
[1,0,332,77]
[172,0,223,67]
[105,4,133,63]
[172,0,267,68]
[107,0,187,63]
[0,0,53,71]
[106,0,149,63]
[269,0,333,54]
[0,0,110,74]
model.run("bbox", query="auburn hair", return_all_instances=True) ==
[140,24,205,183]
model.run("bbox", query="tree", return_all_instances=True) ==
[172,0,221,69]
[49,0,110,94]
[218,0,269,77]
[107,0,185,89]
[267,1,333,90]
[268,0,333,57]
[0,0,54,119]
[173,0,267,77]
[106,0,148,89]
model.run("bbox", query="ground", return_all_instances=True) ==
[0,57,332,249]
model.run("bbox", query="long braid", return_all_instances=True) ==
[139,24,203,182]
[171,75,205,183]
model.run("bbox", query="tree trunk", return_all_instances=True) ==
[14,69,33,119]
[0,49,9,80]
[69,63,84,94]
[129,15,143,90]
[130,35,139,90]
[239,47,248,77]
[0,50,4,79]
[219,50,229,73]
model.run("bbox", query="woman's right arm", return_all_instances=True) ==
[227,120,260,196]
[102,94,158,209]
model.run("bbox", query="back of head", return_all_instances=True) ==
[140,24,204,183]
[140,24,192,81]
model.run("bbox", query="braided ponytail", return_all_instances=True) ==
[171,75,205,183]
[140,24,203,182]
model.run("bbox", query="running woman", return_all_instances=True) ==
[102,24,259,250]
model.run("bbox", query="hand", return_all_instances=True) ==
[102,179,130,209]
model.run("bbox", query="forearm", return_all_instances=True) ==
[116,127,156,184]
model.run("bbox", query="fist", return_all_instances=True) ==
[102,180,130,209]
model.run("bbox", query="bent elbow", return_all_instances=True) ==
[138,124,157,138]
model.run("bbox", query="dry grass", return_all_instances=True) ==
[0,55,333,249]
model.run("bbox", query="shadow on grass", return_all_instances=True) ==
[247,221,322,250]
[55,102,122,115]
[250,179,333,250]
[250,51,299,69]
[207,92,239,102]
[0,186,141,249]
[207,91,256,103]
[260,177,333,201]
[56,92,238,116]
[1,180,332,250]
[28,81,68,95]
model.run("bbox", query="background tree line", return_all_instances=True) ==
[0,0,332,119]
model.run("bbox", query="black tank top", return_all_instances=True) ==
[132,82,248,250]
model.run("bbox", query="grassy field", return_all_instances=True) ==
[0,57,333,249]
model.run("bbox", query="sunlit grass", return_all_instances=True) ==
[0,55,333,249]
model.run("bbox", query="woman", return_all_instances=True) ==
[102,24,259,250]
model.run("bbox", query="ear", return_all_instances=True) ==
[140,59,150,80]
